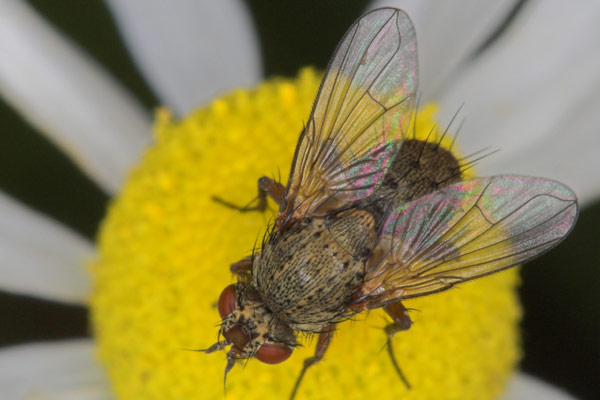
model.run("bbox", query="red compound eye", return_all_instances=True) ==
[255,342,293,364]
[217,284,237,318]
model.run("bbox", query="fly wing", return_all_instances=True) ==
[357,176,578,306]
[282,8,417,224]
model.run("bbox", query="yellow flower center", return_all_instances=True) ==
[91,68,521,400]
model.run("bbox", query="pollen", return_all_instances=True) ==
[90,68,520,400]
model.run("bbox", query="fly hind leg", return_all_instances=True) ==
[212,176,285,212]
[384,301,413,389]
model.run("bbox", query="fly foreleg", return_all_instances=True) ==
[290,325,335,400]
[213,176,285,212]
[384,302,412,389]
[230,256,252,276]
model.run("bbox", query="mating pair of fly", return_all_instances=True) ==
[203,7,578,398]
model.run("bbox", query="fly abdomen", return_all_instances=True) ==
[373,139,462,203]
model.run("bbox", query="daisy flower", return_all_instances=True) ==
[0,0,596,399]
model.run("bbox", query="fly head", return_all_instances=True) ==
[207,282,297,382]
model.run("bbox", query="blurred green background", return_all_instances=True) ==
[0,1,597,399]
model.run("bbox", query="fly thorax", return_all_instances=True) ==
[253,211,376,332]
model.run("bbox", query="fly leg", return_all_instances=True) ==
[290,325,335,400]
[230,256,252,276]
[384,302,412,389]
[212,176,285,212]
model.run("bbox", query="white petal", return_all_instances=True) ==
[0,339,112,400]
[484,90,600,205]
[0,192,93,304]
[367,0,519,99]
[0,0,152,194]
[106,0,262,115]
[435,0,600,204]
[501,373,578,400]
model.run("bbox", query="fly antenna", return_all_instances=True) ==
[185,340,228,354]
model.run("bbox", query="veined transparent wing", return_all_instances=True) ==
[282,8,417,224]
[357,176,578,306]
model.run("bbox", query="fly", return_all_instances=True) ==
[204,7,578,399]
